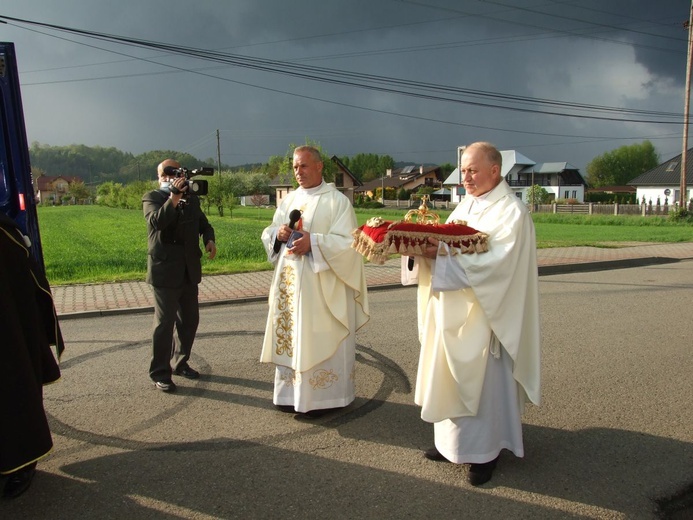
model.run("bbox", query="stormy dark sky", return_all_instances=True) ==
[1,0,690,173]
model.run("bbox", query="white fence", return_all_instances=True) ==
[381,200,683,217]
[532,203,674,216]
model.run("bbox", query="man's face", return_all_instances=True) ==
[460,147,500,197]
[158,161,181,188]
[293,151,323,189]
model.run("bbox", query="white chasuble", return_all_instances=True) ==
[412,180,541,424]
[260,183,369,411]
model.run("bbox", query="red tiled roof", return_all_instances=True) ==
[36,175,84,191]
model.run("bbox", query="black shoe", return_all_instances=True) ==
[467,456,499,486]
[304,408,332,419]
[153,379,176,392]
[174,366,200,379]
[295,407,340,420]
[423,447,450,463]
[3,463,36,499]
[274,404,296,413]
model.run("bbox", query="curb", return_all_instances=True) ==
[55,256,688,320]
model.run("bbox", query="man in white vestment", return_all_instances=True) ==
[261,146,370,418]
[403,141,541,486]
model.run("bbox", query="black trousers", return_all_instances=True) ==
[149,281,199,381]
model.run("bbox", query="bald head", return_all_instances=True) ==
[460,142,502,197]
[157,159,180,181]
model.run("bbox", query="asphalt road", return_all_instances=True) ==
[2,261,692,519]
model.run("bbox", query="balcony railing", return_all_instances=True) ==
[506,179,583,187]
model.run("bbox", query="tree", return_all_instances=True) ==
[526,185,551,205]
[67,180,91,203]
[439,162,456,180]
[586,141,659,187]
[246,172,272,196]
[28,142,227,186]
[262,155,285,178]
[339,153,395,182]
[206,172,231,216]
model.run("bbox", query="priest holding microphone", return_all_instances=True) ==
[260,146,370,419]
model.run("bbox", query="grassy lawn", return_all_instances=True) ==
[36,205,692,285]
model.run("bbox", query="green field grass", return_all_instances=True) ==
[36,205,692,285]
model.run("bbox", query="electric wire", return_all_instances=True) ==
[0,14,685,125]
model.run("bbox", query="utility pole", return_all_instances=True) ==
[457,146,466,204]
[531,168,535,212]
[681,3,692,209]
[216,129,222,175]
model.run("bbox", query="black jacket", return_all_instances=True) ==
[142,190,215,287]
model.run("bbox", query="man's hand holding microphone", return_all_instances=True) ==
[274,209,310,255]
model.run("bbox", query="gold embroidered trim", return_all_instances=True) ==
[275,265,296,357]
[309,369,339,389]
[279,369,300,386]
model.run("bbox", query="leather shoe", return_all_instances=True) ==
[274,404,295,413]
[153,379,176,392]
[303,408,333,419]
[467,456,499,486]
[3,462,36,499]
[293,407,339,420]
[423,447,450,463]
[174,366,200,379]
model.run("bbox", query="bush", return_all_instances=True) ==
[354,201,385,209]
[668,206,693,224]
[585,192,637,204]
[96,180,155,210]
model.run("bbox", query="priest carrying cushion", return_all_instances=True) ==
[260,145,370,419]
[403,141,541,486]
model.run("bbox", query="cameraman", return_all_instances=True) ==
[142,159,216,392]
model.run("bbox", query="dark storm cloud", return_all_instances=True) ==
[1,0,690,170]
[578,0,690,84]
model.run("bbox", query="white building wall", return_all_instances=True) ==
[636,186,685,205]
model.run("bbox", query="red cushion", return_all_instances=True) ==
[352,220,489,264]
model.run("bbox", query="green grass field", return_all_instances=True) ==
[36,205,692,285]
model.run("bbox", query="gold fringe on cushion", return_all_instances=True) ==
[351,228,391,265]
[351,221,490,265]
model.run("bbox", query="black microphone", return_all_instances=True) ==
[288,209,302,230]
[273,209,302,253]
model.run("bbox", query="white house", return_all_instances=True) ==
[627,149,693,205]
[443,149,586,204]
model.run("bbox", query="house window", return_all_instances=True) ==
[666,162,678,172]
[335,173,344,187]
[572,190,577,199]
[564,190,569,199]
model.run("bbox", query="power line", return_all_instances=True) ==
[1,14,685,125]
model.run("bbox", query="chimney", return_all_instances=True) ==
[419,165,424,174]
[386,168,392,177]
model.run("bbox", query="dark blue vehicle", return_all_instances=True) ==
[0,41,46,272]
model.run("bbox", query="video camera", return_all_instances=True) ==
[163,166,214,197]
